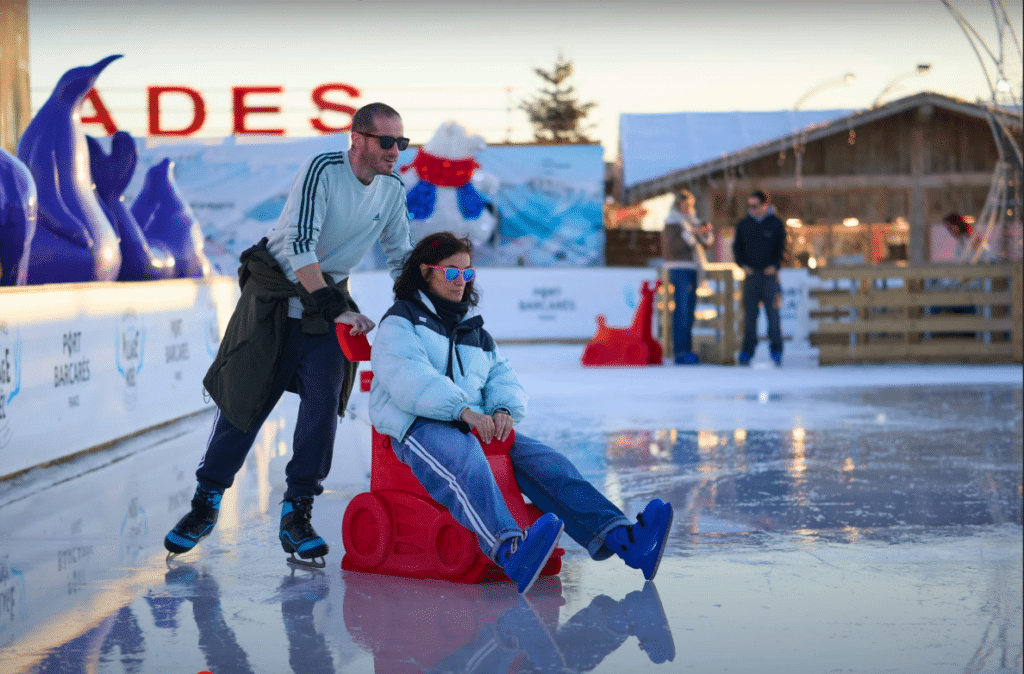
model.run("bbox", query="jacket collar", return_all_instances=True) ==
[415,290,483,328]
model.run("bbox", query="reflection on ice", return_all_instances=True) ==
[20,563,677,674]
[343,572,674,674]
[0,367,1020,673]
[596,421,1021,538]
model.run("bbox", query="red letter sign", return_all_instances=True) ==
[310,83,360,134]
[232,86,285,135]
[148,86,207,136]
[80,89,118,135]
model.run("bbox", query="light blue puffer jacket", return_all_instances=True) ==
[369,291,527,441]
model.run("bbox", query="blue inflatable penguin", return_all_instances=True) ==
[88,132,176,281]
[0,148,37,286]
[17,54,123,284]
[131,159,212,279]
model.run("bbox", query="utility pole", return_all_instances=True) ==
[1,0,31,154]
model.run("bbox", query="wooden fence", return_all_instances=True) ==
[658,263,744,365]
[809,262,1023,365]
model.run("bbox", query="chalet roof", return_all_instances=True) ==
[619,108,854,188]
[622,91,1023,204]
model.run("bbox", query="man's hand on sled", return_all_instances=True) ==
[335,311,375,335]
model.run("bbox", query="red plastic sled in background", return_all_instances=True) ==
[580,279,663,367]
[336,323,372,361]
[342,419,563,584]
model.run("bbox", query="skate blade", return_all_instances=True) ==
[286,553,326,570]
[166,551,192,565]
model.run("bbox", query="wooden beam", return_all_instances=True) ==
[817,341,1014,362]
[711,172,993,193]
[813,290,1014,309]
[812,262,1019,280]
[814,316,1015,334]
[0,0,30,155]
[1014,263,1023,362]
[908,106,929,264]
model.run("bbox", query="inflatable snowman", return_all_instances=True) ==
[400,121,499,248]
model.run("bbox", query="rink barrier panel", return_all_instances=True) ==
[1,266,822,480]
[0,276,239,480]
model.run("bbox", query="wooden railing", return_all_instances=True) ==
[658,263,744,365]
[809,262,1023,365]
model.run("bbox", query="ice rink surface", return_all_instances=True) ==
[1,345,1021,674]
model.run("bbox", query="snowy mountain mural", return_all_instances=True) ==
[93,135,605,273]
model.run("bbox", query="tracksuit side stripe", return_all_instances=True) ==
[405,435,497,549]
[464,639,500,671]
[294,153,346,256]
[197,407,221,470]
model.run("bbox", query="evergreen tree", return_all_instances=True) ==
[520,53,597,143]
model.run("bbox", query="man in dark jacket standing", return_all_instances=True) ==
[164,103,414,568]
[732,190,786,366]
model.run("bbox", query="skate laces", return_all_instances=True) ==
[283,498,317,537]
[193,488,221,511]
[623,512,648,545]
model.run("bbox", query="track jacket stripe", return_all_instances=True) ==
[294,152,346,256]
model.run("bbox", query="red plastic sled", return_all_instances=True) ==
[342,413,563,584]
[336,323,372,361]
[580,279,663,366]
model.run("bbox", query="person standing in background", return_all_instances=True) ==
[732,190,786,366]
[662,189,714,364]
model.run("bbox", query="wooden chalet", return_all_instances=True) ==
[621,92,1023,267]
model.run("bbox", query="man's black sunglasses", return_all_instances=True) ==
[358,131,410,151]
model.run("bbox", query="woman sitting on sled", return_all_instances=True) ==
[368,231,673,594]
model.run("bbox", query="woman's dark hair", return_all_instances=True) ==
[394,232,479,305]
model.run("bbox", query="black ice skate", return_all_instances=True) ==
[279,496,329,569]
[164,486,222,560]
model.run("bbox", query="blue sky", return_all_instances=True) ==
[26,0,1023,158]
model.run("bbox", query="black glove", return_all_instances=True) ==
[310,286,349,322]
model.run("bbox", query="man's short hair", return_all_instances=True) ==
[749,190,769,205]
[351,103,401,134]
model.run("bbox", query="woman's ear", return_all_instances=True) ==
[419,263,430,280]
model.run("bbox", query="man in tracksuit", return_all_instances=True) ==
[732,190,786,366]
[165,102,414,567]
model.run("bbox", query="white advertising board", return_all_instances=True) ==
[350,267,814,344]
[0,267,819,479]
[0,277,238,479]
[349,267,662,342]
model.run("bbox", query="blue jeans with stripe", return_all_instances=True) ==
[393,418,631,561]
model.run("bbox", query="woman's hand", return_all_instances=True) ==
[460,409,495,444]
[492,411,514,442]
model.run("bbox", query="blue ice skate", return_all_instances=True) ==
[498,513,564,594]
[607,498,674,580]
[164,486,221,559]
[279,496,329,569]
